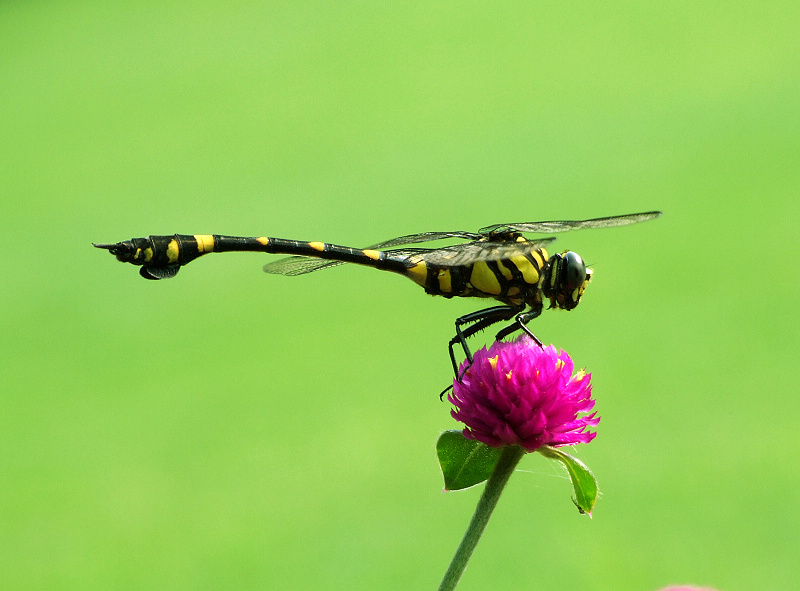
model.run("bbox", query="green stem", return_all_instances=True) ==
[438,445,526,591]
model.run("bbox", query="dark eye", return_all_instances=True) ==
[563,251,586,290]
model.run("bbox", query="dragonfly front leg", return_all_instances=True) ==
[494,307,543,345]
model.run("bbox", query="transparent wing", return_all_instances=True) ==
[262,212,661,276]
[479,211,662,235]
[262,247,437,276]
[263,257,344,276]
[411,237,556,267]
[262,231,482,276]
[368,231,482,248]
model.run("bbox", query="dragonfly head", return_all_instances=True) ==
[544,250,592,311]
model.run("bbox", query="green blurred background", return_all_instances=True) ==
[2,2,798,589]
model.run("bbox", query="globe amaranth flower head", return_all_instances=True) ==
[448,337,599,452]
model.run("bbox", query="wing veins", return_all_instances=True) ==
[263,231,481,276]
[479,211,662,234]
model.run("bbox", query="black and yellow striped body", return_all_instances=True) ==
[97,233,552,314]
[101,234,410,280]
[403,240,549,310]
[95,211,661,381]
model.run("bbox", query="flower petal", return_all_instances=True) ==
[449,336,599,451]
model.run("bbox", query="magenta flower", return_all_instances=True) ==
[448,337,599,452]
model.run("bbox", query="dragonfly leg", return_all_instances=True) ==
[440,305,538,400]
[447,305,523,379]
[494,308,543,345]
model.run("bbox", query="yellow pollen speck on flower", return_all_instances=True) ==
[488,355,499,370]
[505,370,513,380]
[555,358,565,371]
[571,370,586,382]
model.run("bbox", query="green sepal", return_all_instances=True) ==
[538,445,598,516]
[436,430,503,491]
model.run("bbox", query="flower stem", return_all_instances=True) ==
[438,445,526,591]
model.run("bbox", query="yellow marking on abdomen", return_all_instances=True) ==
[362,249,381,261]
[308,241,326,252]
[166,239,180,263]
[405,261,428,287]
[256,237,271,246]
[469,261,502,295]
[437,269,453,293]
[141,247,153,262]
[194,234,216,253]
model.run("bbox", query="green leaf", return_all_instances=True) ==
[538,446,599,516]
[436,430,503,491]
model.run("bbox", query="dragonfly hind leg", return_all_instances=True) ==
[447,304,524,380]
[441,305,544,400]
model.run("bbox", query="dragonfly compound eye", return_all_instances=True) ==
[562,251,586,291]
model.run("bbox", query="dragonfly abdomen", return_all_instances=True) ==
[93,234,411,280]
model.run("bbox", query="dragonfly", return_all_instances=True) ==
[95,211,661,381]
